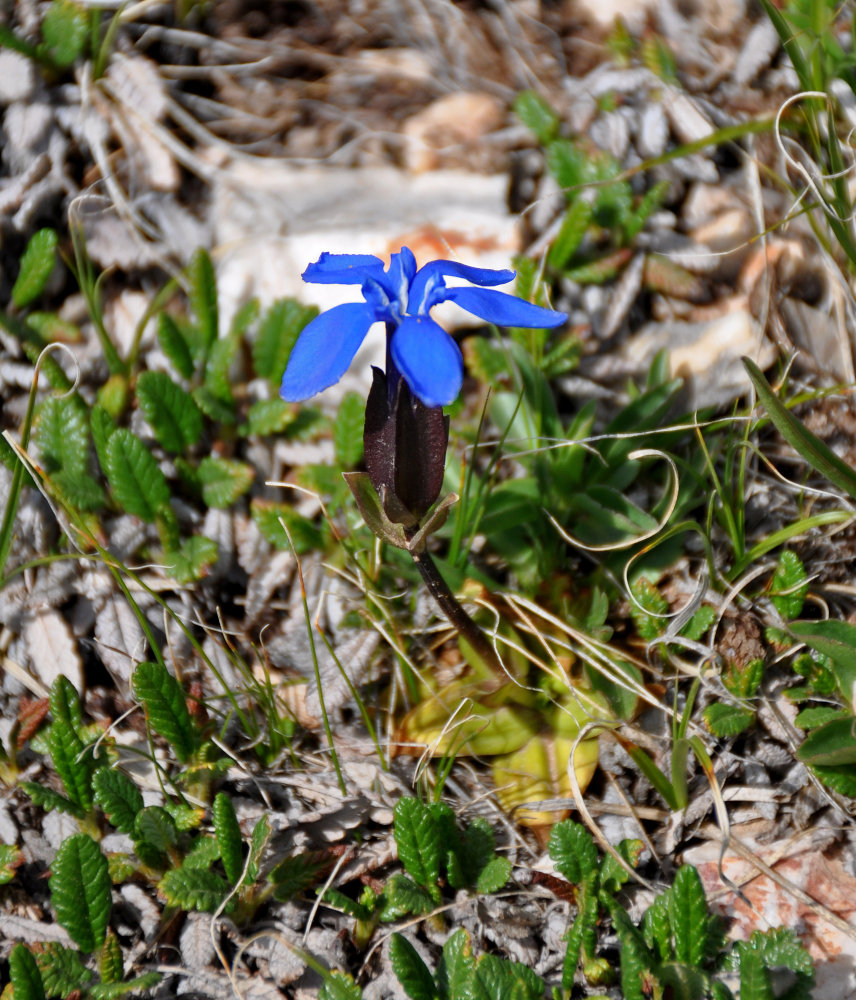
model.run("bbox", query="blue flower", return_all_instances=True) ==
[280,246,567,408]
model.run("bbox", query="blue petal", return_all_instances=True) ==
[391,316,464,408]
[280,301,378,401]
[442,286,567,328]
[408,259,515,313]
[302,252,386,285]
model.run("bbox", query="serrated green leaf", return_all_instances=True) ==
[49,470,107,511]
[379,873,436,921]
[35,394,89,475]
[333,391,365,469]
[244,397,295,436]
[213,792,244,884]
[89,971,162,999]
[92,767,143,835]
[547,199,594,271]
[47,719,94,814]
[390,933,437,1000]
[10,943,47,1000]
[182,834,221,869]
[269,849,331,901]
[703,702,756,738]
[100,929,123,985]
[198,456,254,508]
[164,799,205,831]
[739,948,774,1000]
[810,761,856,796]
[614,908,652,1000]
[165,535,219,584]
[319,971,364,1000]
[470,954,544,1000]
[50,834,111,952]
[105,429,170,521]
[513,90,559,144]
[157,312,195,379]
[548,819,598,886]
[22,781,82,818]
[132,661,198,764]
[203,331,239,404]
[796,718,856,766]
[35,943,90,997]
[0,843,23,884]
[252,298,318,383]
[669,866,709,965]
[771,550,808,620]
[91,404,117,472]
[50,674,82,732]
[794,706,849,729]
[741,926,814,978]
[40,1,87,67]
[250,498,323,553]
[135,806,179,852]
[788,619,856,710]
[475,856,512,894]
[447,817,494,890]
[247,813,271,884]
[437,928,474,999]
[136,371,203,452]
[12,228,58,308]
[394,798,442,890]
[321,887,372,921]
[188,249,218,352]
[159,864,232,913]
[192,384,235,423]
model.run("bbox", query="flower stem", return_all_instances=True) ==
[408,545,504,676]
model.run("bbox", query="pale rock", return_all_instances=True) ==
[401,91,505,172]
[573,0,653,28]
[104,289,155,358]
[0,50,36,104]
[615,305,776,409]
[2,101,54,172]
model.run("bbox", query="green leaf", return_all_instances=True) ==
[333,391,365,468]
[198,456,254,508]
[547,199,593,271]
[810,762,856,796]
[105,429,170,521]
[100,929,123,985]
[165,535,219,584]
[390,933,438,1000]
[319,971,364,1000]
[244,398,295,436]
[50,470,107,511]
[788,619,856,709]
[669,866,709,965]
[192,385,236,423]
[252,298,318,383]
[475,856,512,894]
[246,813,272,883]
[50,834,111,952]
[703,702,756,738]
[470,954,544,1000]
[47,718,94,814]
[10,943,47,1000]
[182,835,221,869]
[614,908,653,1000]
[380,873,436,921]
[135,806,179,853]
[0,843,23,884]
[12,229,58,308]
[188,248,218,352]
[269,849,331,902]
[250,499,324,553]
[90,973,163,1000]
[446,817,497,891]
[213,792,244,884]
[513,90,559,144]
[203,331,239,404]
[600,839,643,895]
[157,312,195,380]
[22,781,82,818]
[92,767,144,835]
[548,819,598,886]
[770,550,808,620]
[794,706,849,729]
[35,943,90,997]
[739,948,774,1000]
[744,359,856,501]
[796,718,856,766]
[40,1,88,67]
[136,371,203,452]
[91,404,117,473]
[35,394,89,475]
[394,798,442,890]
[159,865,232,913]
[132,661,198,764]
[437,928,474,999]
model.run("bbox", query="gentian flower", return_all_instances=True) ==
[280,246,567,409]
